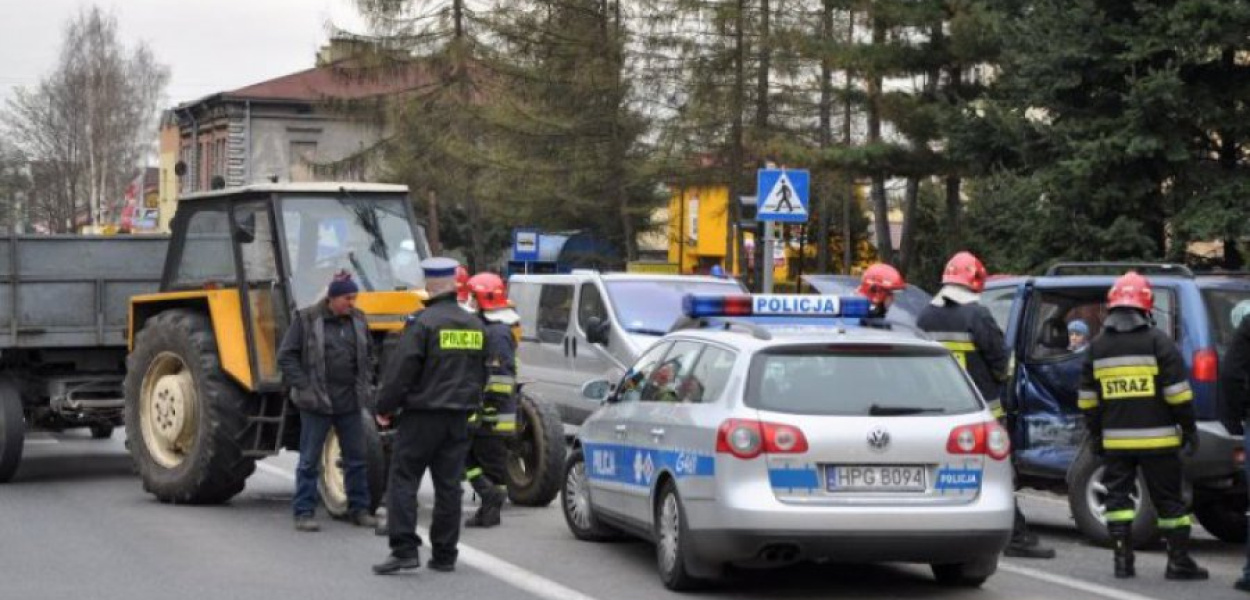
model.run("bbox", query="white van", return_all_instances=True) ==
[509,271,746,426]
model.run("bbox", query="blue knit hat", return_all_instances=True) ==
[327,272,359,298]
[1067,319,1089,337]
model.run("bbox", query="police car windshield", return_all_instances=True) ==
[746,345,982,416]
[606,279,746,335]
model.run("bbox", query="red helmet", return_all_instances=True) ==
[455,265,471,303]
[942,251,988,293]
[857,263,906,305]
[1108,271,1153,313]
[467,272,509,311]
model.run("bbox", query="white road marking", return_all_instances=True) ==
[999,562,1163,600]
[254,461,605,600]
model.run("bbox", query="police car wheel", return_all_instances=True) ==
[561,448,622,542]
[655,480,707,591]
[931,554,996,588]
[1068,449,1158,548]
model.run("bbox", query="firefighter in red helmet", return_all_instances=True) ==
[1079,272,1206,580]
[918,251,1055,560]
[857,263,907,320]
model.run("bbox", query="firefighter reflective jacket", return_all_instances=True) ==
[472,319,518,435]
[1079,309,1196,454]
[917,288,1011,418]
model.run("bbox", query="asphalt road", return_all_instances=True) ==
[4,431,1250,600]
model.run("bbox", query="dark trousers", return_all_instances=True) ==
[1103,453,1187,523]
[387,410,472,562]
[466,428,509,486]
[294,409,370,517]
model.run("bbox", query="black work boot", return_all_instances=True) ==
[465,480,505,528]
[372,553,421,575]
[1164,526,1209,580]
[1108,522,1135,578]
[294,515,320,532]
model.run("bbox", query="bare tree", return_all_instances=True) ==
[2,6,168,232]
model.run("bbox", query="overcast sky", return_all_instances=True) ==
[0,0,367,108]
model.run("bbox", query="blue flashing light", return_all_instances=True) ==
[681,294,871,320]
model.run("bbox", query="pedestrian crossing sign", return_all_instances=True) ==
[756,169,809,222]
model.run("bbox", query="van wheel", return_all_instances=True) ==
[505,392,565,507]
[1194,491,1248,544]
[1068,448,1157,548]
[0,379,25,483]
[932,554,997,588]
[318,411,387,518]
[561,448,623,541]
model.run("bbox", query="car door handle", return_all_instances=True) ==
[571,336,577,357]
[563,336,570,357]
[650,428,665,438]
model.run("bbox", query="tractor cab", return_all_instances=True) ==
[151,183,430,391]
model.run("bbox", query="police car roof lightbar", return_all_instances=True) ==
[681,293,871,320]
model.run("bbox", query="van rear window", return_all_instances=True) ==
[745,345,983,416]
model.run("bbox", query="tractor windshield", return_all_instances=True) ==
[281,195,428,307]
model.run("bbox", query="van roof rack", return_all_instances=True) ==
[669,316,773,341]
[1044,262,1194,278]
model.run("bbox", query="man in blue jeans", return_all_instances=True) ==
[278,272,378,532]
[1221,300,1250,591]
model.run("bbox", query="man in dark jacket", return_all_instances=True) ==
[918,251,1055,560]
[373,257,488,575]
[277,272,377,532]
[1080,271,1206,580]
[1220,300,1250,591]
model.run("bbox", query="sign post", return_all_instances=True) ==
[755,169,809,293]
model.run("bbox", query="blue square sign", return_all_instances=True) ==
[512,228,540,262]
[756,169,810,223]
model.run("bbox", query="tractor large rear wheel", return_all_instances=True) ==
[125,310,255,504]
[318,410,387,518]
[505,391,565,507]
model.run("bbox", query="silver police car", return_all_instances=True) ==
[561,294,1014,591]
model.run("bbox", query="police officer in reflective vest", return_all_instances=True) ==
[918,251,1055,559]
[462,272,519,529]
[373,257,488,575]
[1079,271,1207,580]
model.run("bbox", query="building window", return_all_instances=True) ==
[289,142,318,183]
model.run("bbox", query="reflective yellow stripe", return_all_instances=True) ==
[1165,389,1194,405]
[987,400,1004,419]
[465,467,483,480]
[1078,397,1099,410]
[1157,515,1192,529]
[486,382,515,394]
[493,420,517,433]
[1106,510,1136,522]
[1103,436,1181,450]
[1094,365,1158,379]
[941,341,977,352]
[468,412,479,423]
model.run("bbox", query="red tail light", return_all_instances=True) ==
[1193,348,1218,383]
[947,421,1011,461]
[716,419,808,460]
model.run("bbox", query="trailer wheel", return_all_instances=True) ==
[0,379,24,483]
[318,410,387,518]
[125,309,255,504]
[505,391,565,507]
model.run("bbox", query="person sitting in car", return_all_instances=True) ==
[1068,319,1091,353]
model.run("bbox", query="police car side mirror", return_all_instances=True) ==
[581,379,611,402]
[585,316,610,346]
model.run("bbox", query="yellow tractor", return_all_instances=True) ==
[125,183,564,513]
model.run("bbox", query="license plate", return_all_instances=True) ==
[825,465,926,492]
